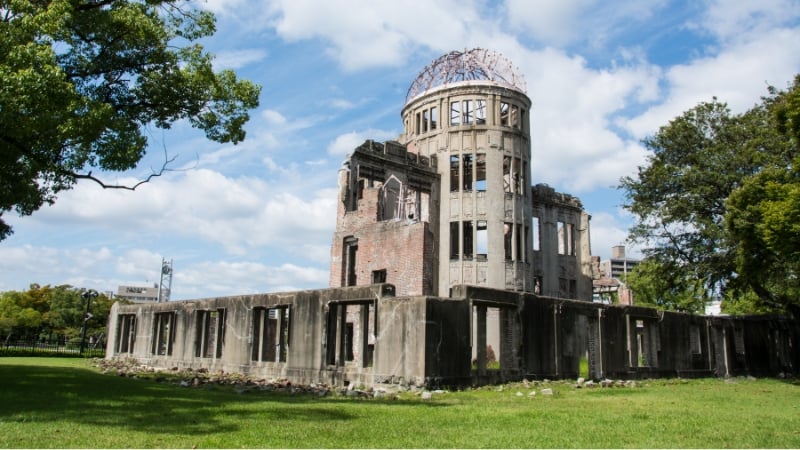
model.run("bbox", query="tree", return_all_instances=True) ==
[726,77,800,315]
[0,284,114,343]
[623,257,706,313]
[0,0,261,239]
[0,290,43,342]
[620,87,797,314]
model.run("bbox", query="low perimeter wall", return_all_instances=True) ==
[106,284,799,388]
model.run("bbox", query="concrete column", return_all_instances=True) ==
[476,304,487,375]
[360,304,370,368]
[337,304,347,366]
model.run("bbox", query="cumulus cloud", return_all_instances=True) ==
[264,0,470,70]
[700,0,800,43]
[624,27,800,139]
[517,47,660,192]
[506,0,667,47]
[23,168,337,257]
[0,243,329,299]
[176,261,329,299]
[213,48,268,70]
[327,129,398,155]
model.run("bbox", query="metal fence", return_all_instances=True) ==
[1,340,105,358]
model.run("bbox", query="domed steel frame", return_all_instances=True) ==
[405,48,527,104]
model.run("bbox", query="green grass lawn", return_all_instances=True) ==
[1,357,799,448]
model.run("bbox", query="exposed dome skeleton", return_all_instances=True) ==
[405,48,527,104]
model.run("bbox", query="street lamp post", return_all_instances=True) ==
[79,290,98,355]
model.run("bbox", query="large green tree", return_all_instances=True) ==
[1,0,261,239]
[726,76,800,315]
[620,83,797,314]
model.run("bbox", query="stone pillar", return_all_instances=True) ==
[476,304,487,375]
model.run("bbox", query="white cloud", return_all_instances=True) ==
[262,109,288,126]
[0,243,329,299]
[518,47,660,192]
[213,48,268,70]
[176,261,329,299]
[506,0,592,45]
[327,129,398,155]
[700,0,800,43]
[24,168,337,257]
[0,245,153,293]
[265,0,471,70]
[624,27,800,139]
[506,0,667,47]
[588,211,645,261]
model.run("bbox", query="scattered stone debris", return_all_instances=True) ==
[93,358,657,401]
[574,377,640,389]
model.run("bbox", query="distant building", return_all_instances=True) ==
[599,245,641,279]
[116,284,164,303]
[592,246,639,305]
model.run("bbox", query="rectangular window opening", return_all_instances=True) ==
[430,106,438,130]
[503,156,512,193]
[196,309,226,359]
[450,101,461,126]
[500,102,510,127]
[450,222,460,260]
[464,221,474,260]
[343,237,358,287]
[463,154,473,191]
[504,222,513,261]
[345,322,355,361]
[152,312,176,356]
[475,153,486,191]
[475,99,487,125]
[116,314,136,354]
[252,306,290,363]
[476,221,487,261]
[532,217,540,251]
[371,269,387,284]
[450,155,460,192]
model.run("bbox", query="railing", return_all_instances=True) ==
[1,340,105,358]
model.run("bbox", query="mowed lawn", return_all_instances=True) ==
[1,358,799,448]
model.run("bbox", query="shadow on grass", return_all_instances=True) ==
[0,362,447,437]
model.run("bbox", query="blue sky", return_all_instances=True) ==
[2,0,799,300]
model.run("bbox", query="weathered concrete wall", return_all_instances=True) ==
[531,184,593,301]
[515,290,799,380]
[107,285,395,386]
[106,284,799,389]
[424,297,471,385]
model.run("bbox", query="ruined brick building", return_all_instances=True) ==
[330,49,592,300]
[105,49,799,388]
